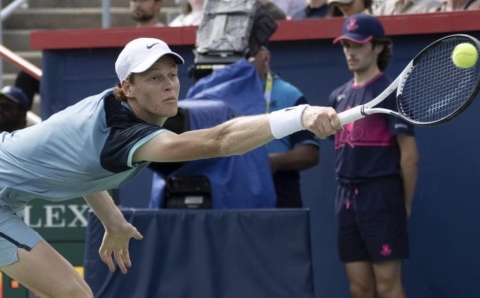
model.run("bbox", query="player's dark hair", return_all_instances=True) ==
[372,38,393,72]
[326,0,373,17]
[113,75,135,102]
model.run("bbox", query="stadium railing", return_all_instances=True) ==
[0,0,42,125]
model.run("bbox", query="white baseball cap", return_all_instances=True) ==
[115,37,185,82]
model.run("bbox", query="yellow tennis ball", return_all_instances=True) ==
[452,43,478,69]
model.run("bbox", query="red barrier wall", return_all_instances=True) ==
[31,11,480,50]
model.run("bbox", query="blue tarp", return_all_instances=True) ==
[84,208,315,298]
[186,59,267,116]
[149,60,277,209]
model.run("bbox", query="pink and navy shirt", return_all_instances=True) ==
[328,73,415,184]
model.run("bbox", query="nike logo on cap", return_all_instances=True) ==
[147,43,159,49]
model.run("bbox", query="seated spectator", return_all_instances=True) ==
[0,86,31,133]
[373,0,441,14]
[327,0,372,16]
[169,0,204,26]
[130,0,165,28]
[437,0,480,10]
[291,0,329,19]
[270,0,306,18]
[14,70,39,110]
[14,70,41,126]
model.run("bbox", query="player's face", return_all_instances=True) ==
[130,0,160,22]
[126,56,180,119]
[341,40,378,72]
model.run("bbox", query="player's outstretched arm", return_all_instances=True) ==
[84,191,143,274]
[133,105,341,163]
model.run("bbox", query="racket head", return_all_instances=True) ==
[396,34,480,126]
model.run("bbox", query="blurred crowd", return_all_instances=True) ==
[130,0,480,28]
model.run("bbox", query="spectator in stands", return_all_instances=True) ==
[0,86,31,133]
[169,0,204,26]
[269,0,306,19]
[436,0,480,10]
[14,70,41,127]
[130,0,165,27]
[327,0,373,17]
[374,0,441,14]
[14,70,39,108]
[291,0,329,19]
[328,14,419,298]
[252,46,320,208]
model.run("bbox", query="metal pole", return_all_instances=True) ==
[102,0,111,29]
[0,0,27,21]
[0,0,3,89]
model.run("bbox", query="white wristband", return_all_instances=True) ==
[269,104,309,139]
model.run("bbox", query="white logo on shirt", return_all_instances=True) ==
[394,123,408,129]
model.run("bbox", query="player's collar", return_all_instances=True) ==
[121,101,134,113]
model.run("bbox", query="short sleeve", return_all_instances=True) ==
[328,90,337,109]
[381,93,415,137]
[325,91,339,141]
[100,97,166,173]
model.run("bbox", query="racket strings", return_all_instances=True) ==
[399,37,480,124]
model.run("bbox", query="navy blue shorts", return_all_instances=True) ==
[335,177,409,264]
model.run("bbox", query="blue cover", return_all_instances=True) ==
[84,208,315,298]
[186,59,267,116]
[149,59,277,209]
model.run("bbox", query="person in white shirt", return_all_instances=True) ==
[374,0,441,14]
[437,0,480,11]
[169,0,204,27]
[270,0,306,18]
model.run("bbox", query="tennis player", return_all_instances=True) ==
[328,14,419,298]
[0,37,342,298]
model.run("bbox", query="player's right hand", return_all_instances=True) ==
[301,106,343,139]
[98,222,144,274]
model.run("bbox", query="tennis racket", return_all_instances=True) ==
[338,34,480,126]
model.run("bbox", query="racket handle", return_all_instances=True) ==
[338,106,365,126]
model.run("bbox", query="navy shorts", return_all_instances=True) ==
[335,176,409,264]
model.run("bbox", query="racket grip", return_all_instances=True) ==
[338,106,365,126]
